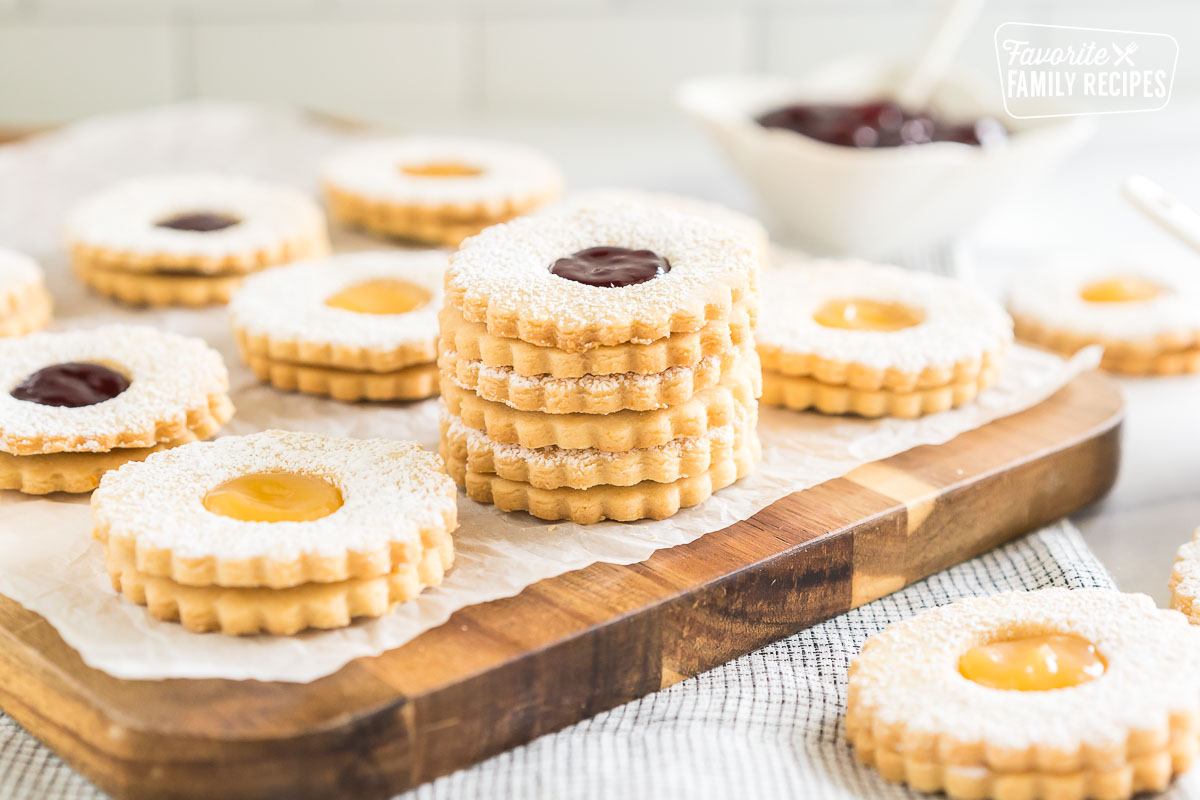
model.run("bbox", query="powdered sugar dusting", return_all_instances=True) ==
[0,325,228,453]
[92,430,456,561]
[544,188,769,258]
[759,261,1013,372]
[851,588,1200,750]
[320,136,563,205]
[229,251,444,351]
[447,203,756,328]
[65,173,325,258]
[0,246,44,297]
[1008,264,1200,341]
[463,352,722,393]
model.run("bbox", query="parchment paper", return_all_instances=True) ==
[0,103,1102,682]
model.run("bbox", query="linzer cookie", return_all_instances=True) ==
[92,430,457,635]
[439,204,761,523]
[439,343,750,414]
[0,247,52,336]
[758,261,1012,418]
[1009,269,1200,375]
[66,173,329,306]
[441,402,757,491]
[230,251,444,401]
[847,588,1200,800]
[321,137,563,246]
[0,325,233,494]
[439,303,753,379]
[445,203,758,350]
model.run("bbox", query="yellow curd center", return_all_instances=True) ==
[1079,276,1164,303]
[325,279,431,315]
[813,298,924,332]
[203,472,343,523]
[959,634,1105,691]
[400,161,484,178]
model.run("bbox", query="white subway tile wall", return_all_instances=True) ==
[0,0,1194,126]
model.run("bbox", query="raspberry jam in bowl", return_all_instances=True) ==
[677,57,1093,257]
[755,100,1007,149]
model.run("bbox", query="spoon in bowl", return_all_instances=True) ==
[896,0,987,109]
[1122,174,1200,257]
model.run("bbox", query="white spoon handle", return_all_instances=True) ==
[1123,174,1200,257]
[896,0,987,109]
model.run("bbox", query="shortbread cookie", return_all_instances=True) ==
[0,423,221,496]
[74,259,248,307]
[1100,348,1200,377]
[322,137,563,245]
[847,588,1200,800]
[758,261,1012,392]
[105,524,454,635]
[244,357,440,403]
[439,303,753,379]
[0,325,232,456]
[443,433,760,524]
[93,430,458,589]
[761,365,1000,418]
[230,251,445,373]
[1010,272,1200,365]
[440,343,749,413]
[0,247,52,336]
[441,401,756,490]
[441,363,759,451]
[66,173,329,276]
[445,203,758,351]
[546,189,771,269]
[1169,529,1200,624]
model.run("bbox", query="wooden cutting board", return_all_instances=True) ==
[0,371,1122,800]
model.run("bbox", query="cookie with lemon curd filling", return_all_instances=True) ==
[846,589,1200,800]
[103,521,454,636]
[762,364,1000,419]
[0,247,52,337]
[1009,269,1200,374]
[230,251,445,400]
[66,173,329,306]
[92,430,458,593]
[445,203,759,352]
[0,326,233,494]
[758,261,1012,393]
[321,137,563,246]
[545,188,772,270]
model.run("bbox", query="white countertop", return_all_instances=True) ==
[455,105,1200,605]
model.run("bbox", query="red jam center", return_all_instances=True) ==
[156,212,241,232]
[549,247,670,288]
[756,100,1007,148]
[11,362,131,407]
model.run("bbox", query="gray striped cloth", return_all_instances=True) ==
[6,521,1186,800]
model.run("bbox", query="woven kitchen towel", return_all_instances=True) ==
[2,521,1193,800]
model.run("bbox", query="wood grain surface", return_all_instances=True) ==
[0,371,1123,800]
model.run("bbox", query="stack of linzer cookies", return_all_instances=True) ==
[435,201,763,523]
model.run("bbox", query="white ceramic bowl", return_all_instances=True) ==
[677,58,1095,258]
